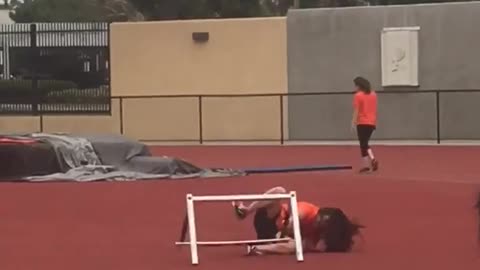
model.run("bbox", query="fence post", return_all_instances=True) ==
[293,0,300,8]
[436,91,440,144]
[39,115,43,133]
[198,96,203,144]
[280,95,284,145]
[119,97,124,135]
[30,24,39,115]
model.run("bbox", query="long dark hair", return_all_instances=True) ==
[354,77,372,94]
[318,207,365,252]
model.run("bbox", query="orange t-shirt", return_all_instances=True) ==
[353,91,377,126]
[276,201,321,241]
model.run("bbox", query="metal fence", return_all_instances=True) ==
[0,23,476,142]
[24,89,479,144]
[0,23,110,114]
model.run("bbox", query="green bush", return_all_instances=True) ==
[0,79,78,93]
[0,80,110,104]
[46,85,109,97]
[46,86,110,104]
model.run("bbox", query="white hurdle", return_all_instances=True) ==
[184,191,304,265]
[175,238,291,246]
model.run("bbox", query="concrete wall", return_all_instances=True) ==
[287,2,480,140]
[121,97,200,141]
[0,101,121,135]
[0,18,288,141]
[439,92,480,140]
[288,92,437,140]
[42,99,121,135]
[107,17,288,141]
[202,96,282,141]
[3,5,479,142]
[0,116,41,134]
[110,17,287,96]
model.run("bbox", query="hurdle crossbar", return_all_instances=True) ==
[185,191,304,265]
[191,193,292,202]
[175,238,291,246]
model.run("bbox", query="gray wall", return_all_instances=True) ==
[287,2,480,140]
[439,92,480,140]
[288,92,437,140]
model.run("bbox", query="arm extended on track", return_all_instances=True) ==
[235,186,288,218]
[254,238,325,254]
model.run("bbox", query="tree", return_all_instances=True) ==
[127,0,367,19]
[128,0,269,20]
[10,0,104,22]
[100,0,144,22]
[8,0,472,23]
[9,0,144,23]
[208,0,269,18]
[293,0,368,8]
[263,0,294,16]
[368,0,472,5]
[128,0,213,20]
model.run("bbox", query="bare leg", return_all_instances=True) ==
[253,239,296,255]
[367,148,375,160]
[236,186,287,217]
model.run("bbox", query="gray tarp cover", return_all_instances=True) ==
[23,133,244,182]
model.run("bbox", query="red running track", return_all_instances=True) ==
[0,145,479,270]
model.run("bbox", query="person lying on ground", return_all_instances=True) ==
[232,186,364,255]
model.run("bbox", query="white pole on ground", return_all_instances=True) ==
[289,191,304,262]
[175,238,291,246]
[186,194,199,265]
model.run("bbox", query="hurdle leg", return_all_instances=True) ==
[289,191,304,262]
[186,194,199,265]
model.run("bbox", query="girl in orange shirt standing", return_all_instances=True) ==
[352,77,379,173]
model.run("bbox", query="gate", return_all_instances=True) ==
[0,22,110,115]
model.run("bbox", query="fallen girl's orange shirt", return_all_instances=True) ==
[276,202,321,241]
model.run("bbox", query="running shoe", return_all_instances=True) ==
[232,201,247,219]
[358,167,371,174]
[246,245,263,256]
[371,159,379,171]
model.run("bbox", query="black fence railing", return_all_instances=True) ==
[3,84,480,144]
[12,89,480,143]
[0,23,110,114]
[105,89,479,144]
[105,89,480,144]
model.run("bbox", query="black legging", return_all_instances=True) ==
[356,124,375,157]
[253,207,289,242]
[253,208,278,240]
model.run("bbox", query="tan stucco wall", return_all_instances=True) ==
[42,99,121,135]
[0,18,288,142]
[108,17,288,141]
[0,116,41,134]
[202,96,281,141]
[122,97,200,141]
[110,17,287,96]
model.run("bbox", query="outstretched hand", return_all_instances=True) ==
[232,201,247,219]
[232,201,246,210]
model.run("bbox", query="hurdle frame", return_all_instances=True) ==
[185,191,304,265]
